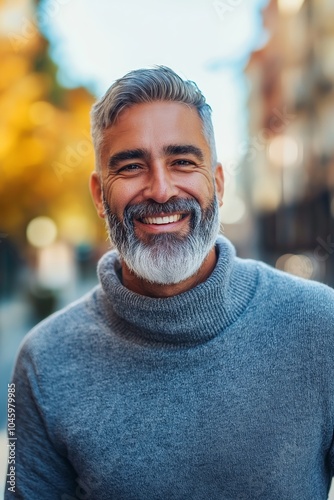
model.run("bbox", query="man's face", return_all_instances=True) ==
[91,101,224,285]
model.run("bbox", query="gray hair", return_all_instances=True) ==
[90,66,217,170]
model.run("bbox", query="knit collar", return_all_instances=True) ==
[97,235,258,345]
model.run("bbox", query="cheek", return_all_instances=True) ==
[104,181,139,215]
[181,174,215,205]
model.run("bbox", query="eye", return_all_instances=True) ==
[173,159,195,167]
[118,163,142,173]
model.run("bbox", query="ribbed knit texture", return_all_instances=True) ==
[97,235,257,345]
[5,236,334,500]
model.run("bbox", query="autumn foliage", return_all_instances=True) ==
[0,0,104,246]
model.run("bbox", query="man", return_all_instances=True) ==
[5,66,334,499]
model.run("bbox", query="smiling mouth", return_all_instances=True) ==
[138,214,187,225]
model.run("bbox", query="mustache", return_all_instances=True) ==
[102,198,203,233]
[125,199,201,219]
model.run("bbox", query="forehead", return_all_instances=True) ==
[100,101,210,159]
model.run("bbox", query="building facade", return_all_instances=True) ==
[245,0,334,286]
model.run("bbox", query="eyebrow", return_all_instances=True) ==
[163,144,204,162]
[107,144,204,169]
[107,149,149,169]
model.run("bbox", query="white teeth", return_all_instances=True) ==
[142,214,183,225]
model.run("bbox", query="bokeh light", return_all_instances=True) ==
[252,178,281,212]
[26,216,58,248]
[268,135,301,168]
[220,195,246,225]
[278,0,305,15]
[276,253,314,279]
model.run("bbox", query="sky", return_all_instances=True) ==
[38,0,269,170]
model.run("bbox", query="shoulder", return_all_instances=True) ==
[256,259,334,300]
[17,285,103,364]
[232,258,334,370]
[251,259,334,326]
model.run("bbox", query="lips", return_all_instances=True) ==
[141,214,183,225]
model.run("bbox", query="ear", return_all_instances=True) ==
[214,163,224,207]
[89,171,105,219]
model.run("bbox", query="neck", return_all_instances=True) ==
[97,236,258,344]
[121,247,218,298]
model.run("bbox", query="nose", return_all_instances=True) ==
[143,164,179,203]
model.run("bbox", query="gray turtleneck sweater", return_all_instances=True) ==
[5,236,334,499]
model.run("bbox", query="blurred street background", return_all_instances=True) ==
[1,0,334,496]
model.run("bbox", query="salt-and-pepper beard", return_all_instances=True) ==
[102,194,220,285]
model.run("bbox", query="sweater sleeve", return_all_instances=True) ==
[4,341,77,499]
